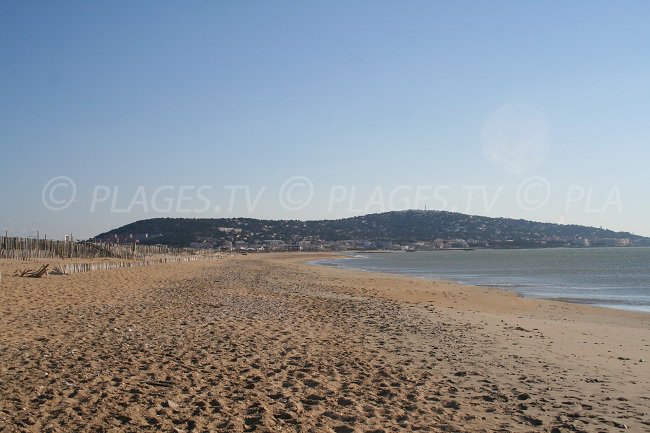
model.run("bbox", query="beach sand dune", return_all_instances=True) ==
[1,254,648,432]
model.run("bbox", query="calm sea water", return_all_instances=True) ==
[315,248,650,313]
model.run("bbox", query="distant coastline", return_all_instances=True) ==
[92,210,650,251]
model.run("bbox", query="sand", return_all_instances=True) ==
[0,253,648,432]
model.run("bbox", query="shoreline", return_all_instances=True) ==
[303,250,650,316]
[287,252,650,322]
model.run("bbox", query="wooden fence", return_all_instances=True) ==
[58,255,220,275]
[0,236,216,261]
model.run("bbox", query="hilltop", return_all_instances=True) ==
[95,210,648,249]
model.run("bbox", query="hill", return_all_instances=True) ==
[94,210,648,248]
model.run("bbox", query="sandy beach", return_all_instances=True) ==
[1,253,649,432]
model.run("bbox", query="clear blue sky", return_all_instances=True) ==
[1,1,649,238]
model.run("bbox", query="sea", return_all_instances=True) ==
[314,247,650,313]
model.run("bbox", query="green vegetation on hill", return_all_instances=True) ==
[95,210,647,248]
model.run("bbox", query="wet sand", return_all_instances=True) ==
[1,253,649,432]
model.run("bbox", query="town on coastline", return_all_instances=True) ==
[90,211,649,253]
[105,227,640,253]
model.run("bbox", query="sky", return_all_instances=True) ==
[1,1,649,239]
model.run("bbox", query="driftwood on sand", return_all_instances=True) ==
[14,264,49,278]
